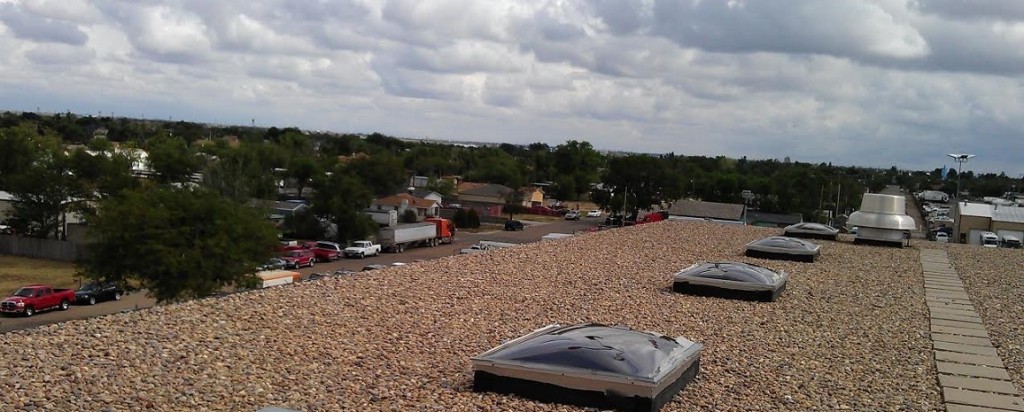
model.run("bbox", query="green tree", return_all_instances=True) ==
[202,146,277,203]
[464,147,524,189]
[401,209,418,223]
[425,178,455,197]
[504,189,527,219]
[282,208,326,240]
[503,203,527,219]
[364,132,407,154]
[287,157,321,199]
[277,130,314,158]
[66,147,138,203]
[0,124,40,187]
[146,135,201,184]
[553,140,604,199]
[312,170,377,243]
[596,155,681,217]
[348,153,406,196]
[4,135,83,239]
[78,187,279,303]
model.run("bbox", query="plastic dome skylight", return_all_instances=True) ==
[672,262,787,301]
[472,323,702,412]
[745,236,821,262]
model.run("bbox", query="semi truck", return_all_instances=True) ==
[917,190,949,203]
[377,217,455,253]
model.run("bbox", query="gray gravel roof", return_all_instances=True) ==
[0,222,963,411]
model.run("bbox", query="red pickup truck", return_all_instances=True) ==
[1,285,75,317]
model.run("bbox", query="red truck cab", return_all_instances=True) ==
[424,217,455,244]
[1,285,75,317]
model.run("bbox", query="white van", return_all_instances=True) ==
[1000,234,1022,249]
[981,232,999,248]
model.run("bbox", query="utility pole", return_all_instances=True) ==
[818,185,824,224]
[834,180,841,220]
[622,183,629,227]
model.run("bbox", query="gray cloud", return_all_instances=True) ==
[910,0,1024,21]
[650,0,929,60]
[24,43,96,65]
[0,3,89,45]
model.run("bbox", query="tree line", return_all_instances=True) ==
[2,110,1020,301]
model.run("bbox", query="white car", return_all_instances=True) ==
[586,210,602,218]
[934,232,949,243]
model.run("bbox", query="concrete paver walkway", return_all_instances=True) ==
[920,249,1024,411]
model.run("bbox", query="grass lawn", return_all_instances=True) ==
[459,223,504,233]
[0,255,80,295]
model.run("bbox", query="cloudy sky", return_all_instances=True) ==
[1,0,1022,175]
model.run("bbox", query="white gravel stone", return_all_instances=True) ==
[947,245,1024,391]
[0,222,943,411]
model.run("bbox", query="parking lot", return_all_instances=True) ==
[0,216,599,333]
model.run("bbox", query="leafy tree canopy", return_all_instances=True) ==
[78,186,279,303]
[146,134,201,184]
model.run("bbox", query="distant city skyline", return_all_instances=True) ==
[1,0,1022,175]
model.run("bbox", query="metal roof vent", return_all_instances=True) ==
[783,222,839,240]
[472,323,702,412]
[846,193,916,247]
[672,262,787,301]
[745,236,821,262]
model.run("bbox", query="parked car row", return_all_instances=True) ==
[279,240,344,262]
[1,282,125,317]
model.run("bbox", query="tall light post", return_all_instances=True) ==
[947,153,975,199]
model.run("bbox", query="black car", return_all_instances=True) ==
[604,213,636,227]
[504,220,524,231]
[75,281,124,305]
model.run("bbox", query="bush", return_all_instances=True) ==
[401,209,418,223]
[452,208,480,228]
[466,208,481,228]
[452,208,468,228]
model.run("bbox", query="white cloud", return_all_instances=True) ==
[0,0,1021,175]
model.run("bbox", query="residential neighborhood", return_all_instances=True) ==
[1,113,1023,412]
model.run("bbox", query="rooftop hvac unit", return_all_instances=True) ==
[783,222,839,241]
[846,194,916,248]
[672,262,788,301]
[745,236,822,262]
[472,323,702,412]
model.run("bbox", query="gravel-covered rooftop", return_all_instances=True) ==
[0,221,963,411]
[948,246,1024,391]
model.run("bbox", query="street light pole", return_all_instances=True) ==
[947,153,976,199]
